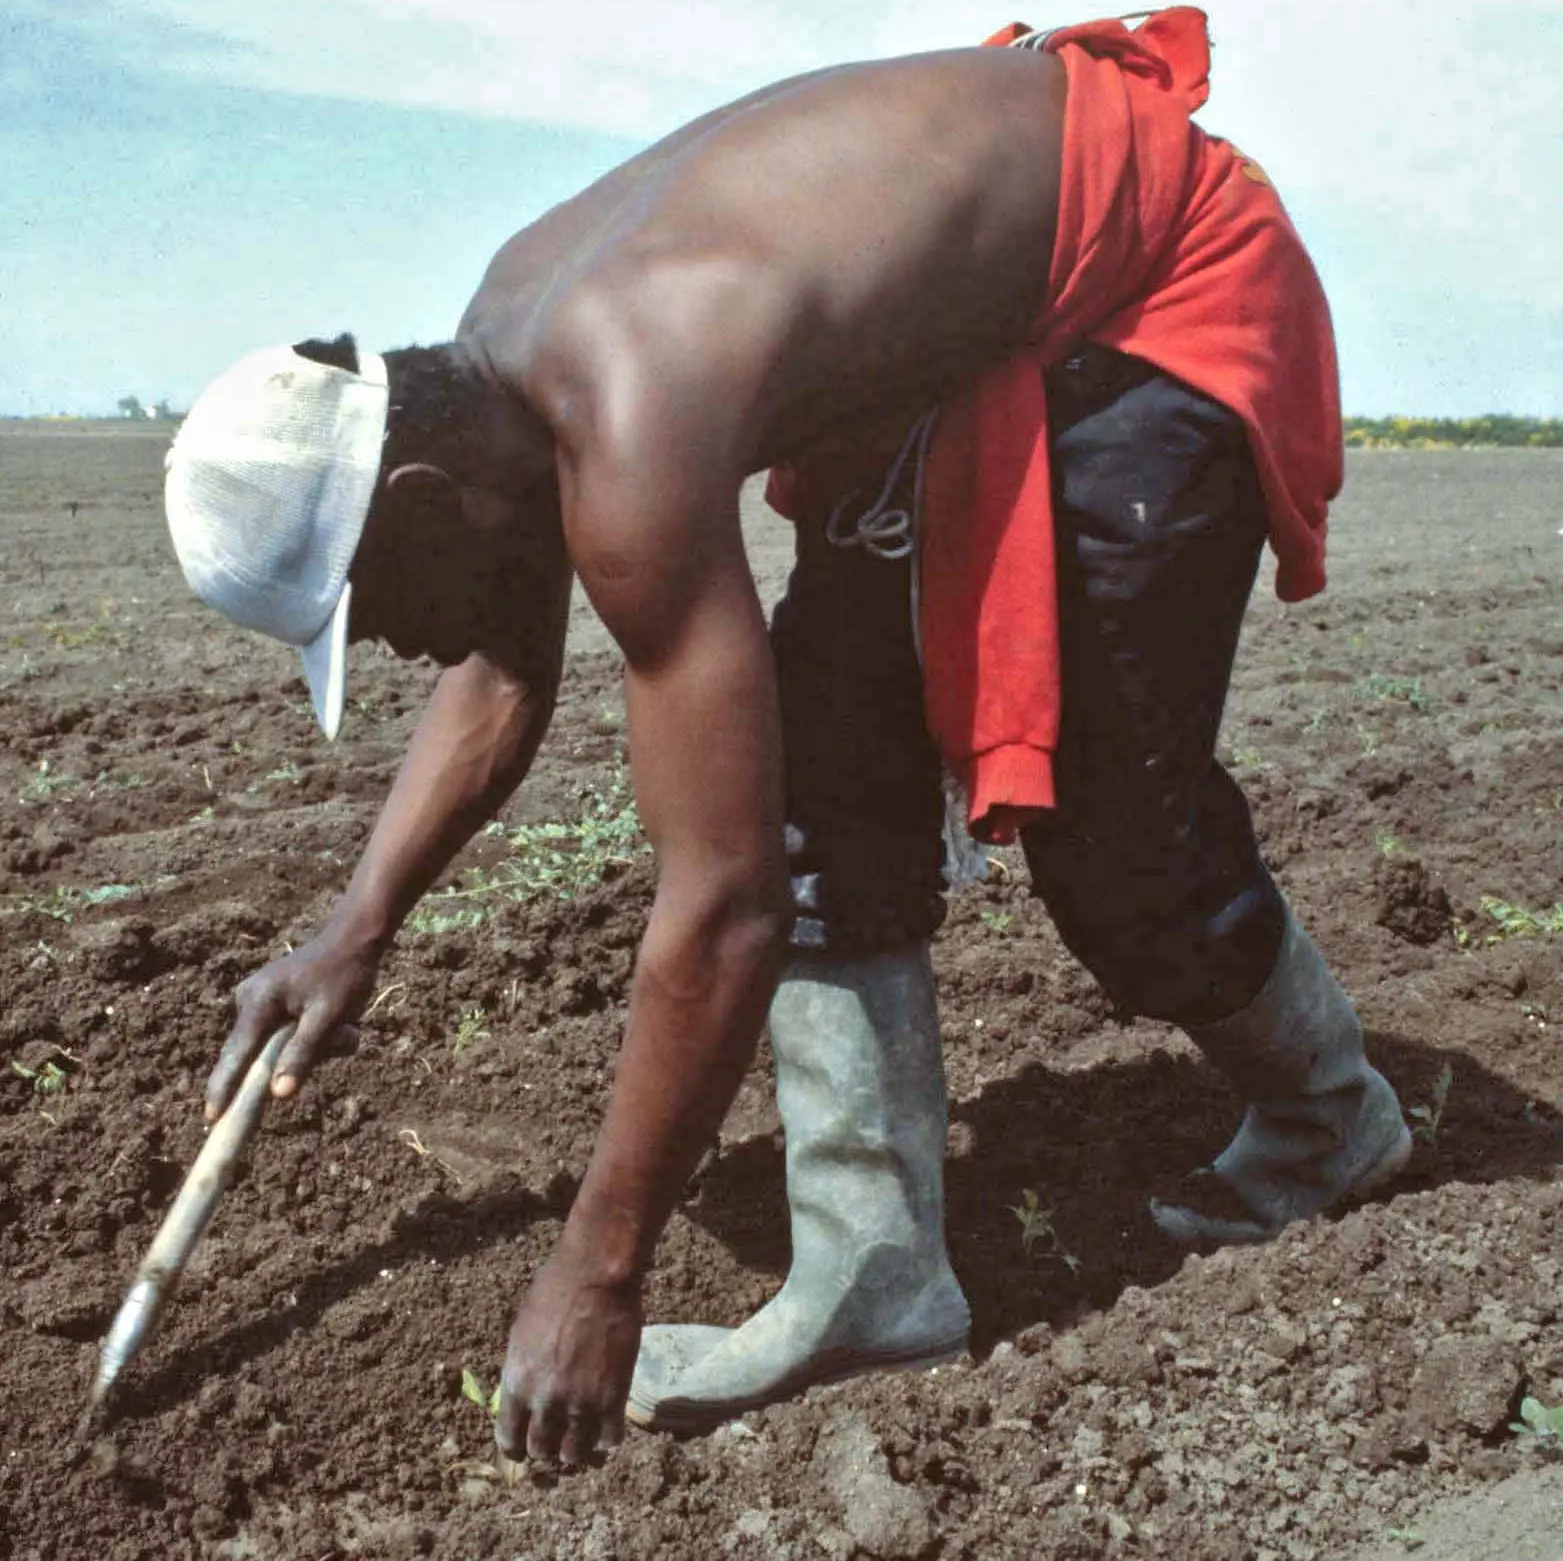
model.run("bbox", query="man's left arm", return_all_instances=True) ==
[495,369,792,1465]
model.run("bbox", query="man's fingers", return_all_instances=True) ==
[595,1406,626,1452]
[496,1373,571,1467]
[496,1392,619,1468]
[558,1407,604,1469]
[205,997,278,1120]
[270,1006,338,1098]
[494,1378,529,1463]
[525,1400,570,1466]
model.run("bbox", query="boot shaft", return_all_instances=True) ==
[768,944,951,1264]
[1184,910,1366,1104]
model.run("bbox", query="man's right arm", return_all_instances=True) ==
[204,645,559,1118]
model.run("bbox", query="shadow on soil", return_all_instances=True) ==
[686,1032,1563,1356]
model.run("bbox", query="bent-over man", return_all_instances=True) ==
[164,9,1411,1467]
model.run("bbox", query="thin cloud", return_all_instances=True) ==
[68,2,1563,268]
[7,0,1560,413]
[62,0,837,139]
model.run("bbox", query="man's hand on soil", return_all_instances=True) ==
[497,1252,642,1468]
[206,934,381,1120]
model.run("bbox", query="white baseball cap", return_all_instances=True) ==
[165,344,389,740]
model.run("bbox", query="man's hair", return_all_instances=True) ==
[380,343,493,476]
[293,333,360,374]
[293,333,488,481]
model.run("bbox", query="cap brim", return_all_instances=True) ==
[299,581,352,740]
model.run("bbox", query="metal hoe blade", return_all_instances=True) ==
[88,1025,293,1417]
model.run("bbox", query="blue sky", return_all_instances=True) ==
[4,0,1559,417]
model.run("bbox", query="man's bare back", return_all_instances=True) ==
[462,47,1066,471]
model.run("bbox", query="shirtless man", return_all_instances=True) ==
[166,14,1410,1469]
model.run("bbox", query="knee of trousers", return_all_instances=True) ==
[1024,838,1286,1025]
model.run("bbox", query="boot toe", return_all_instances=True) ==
[1149,1169,1275,1247]
[627,1324,735,1427]
[1151,1107,1415,1249]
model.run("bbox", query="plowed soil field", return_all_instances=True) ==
[2,423,1561,1560]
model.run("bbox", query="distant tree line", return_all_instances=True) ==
[1345,415,1563,449]
[117,395,179,421]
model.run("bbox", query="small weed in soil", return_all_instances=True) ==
[18,759,79,803]
[1355,672,1432,711]
[1478,896,1563,940]
[1010,1189,1082,1274]
[451,1006,491,1055]
[0,880,141,923]
[460,1367,503,1419]
[456,1368,522,1487]
[1408,1062,1454,1145]
[1509,1396,1563,1456]
[1454,895,1563,947]
[10,1056,70,1096]
[409,770,646,932]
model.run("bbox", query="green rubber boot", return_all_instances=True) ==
[627,943,971,1432]
[1151,907,1413,1246]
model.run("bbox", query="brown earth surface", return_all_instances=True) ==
[1,423,1561,1561]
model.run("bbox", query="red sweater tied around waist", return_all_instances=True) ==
[768,8,1342,843]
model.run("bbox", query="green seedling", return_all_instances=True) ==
[1354,673,1430,711]
[1509,1396,1563,1456]
[1479,896,1563,941]
[1375,829,1404,857]
[454,1367,522,1488]
[409,769,646,932]
[0,881,141,923]
[451,1007,491,1056]
[979,910,1013,935]
[44,621,105,650]
[10,1057,70,1096]
[461,1366,503,1418]
[264,760,302,785]
[1010,1189,1082,1274]
[18,760,77,804]
[1384,1527,1424,1550]
[1352,720,1382,757]
[407,906,486,936]
[1407,1062,1453,1145]
[0,874,179,923]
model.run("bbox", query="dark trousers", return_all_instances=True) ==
[770,347,1285,1028]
